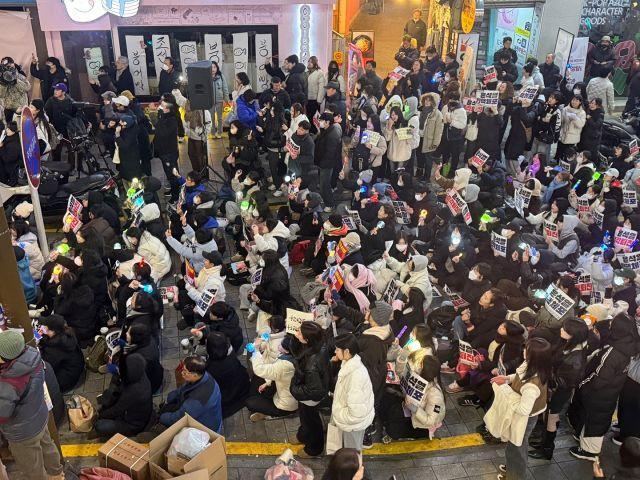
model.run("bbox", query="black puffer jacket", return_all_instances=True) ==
[207,307,244,354]
[553,345,587,389]
[153,112,179,158]
[39,331,85,393]
[284,63,307,105]
[53,285,96,345]
[115,122,143,181]
[30,62,68,101]
[314,124,342,169]
[99,353,153,433]
[467,302,509,350]
[253,264,300,317]
[579,107,604,154]
[205,353,250,418]
[124,336,164,394]
[290,342,329,403]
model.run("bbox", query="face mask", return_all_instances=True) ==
[361,113,367,121]
[396,244,408,253]
[259,259,265,267]
[614,276,625,286]
[243,178,253,186]
[74,256,83,267]
[415,194,424,201]
[194,197,201,205]
[252,209,260,218]
[587,193,595,200]
[573,89,580,95]
[468,269,479,281]
[161,64,169,71]
[323,221,333,230]
[597,205,605,213]
[501,229,510,237]
[445,76,450,82]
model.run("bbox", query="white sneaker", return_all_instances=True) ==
[323,206,333,213]
[273,190,283,197]
[268,184,277,191]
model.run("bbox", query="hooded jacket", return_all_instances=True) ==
[330,354,375,432]
[39,330,85,393]
[386,254,433,307]
[251,349,297,412]
[186,264,226,304]
[167,224,218,274]
[208,308,244,354]
[548,214,580,264]
[139,203,166,241]
[404,96,421,150]
[206,352,250,418]
[124,335,164,394]
[0,347,48,442]
[560,105,587,145]
[283,62,307,105]
[100,353,153,432]
[0,72,29,110]
[15,232,45,281]
[420,94,444,153]
[53,284,96,343]
[236,94,259,131]
[124,230,171,281]
[307,68,326,103]
[253,221,291,269]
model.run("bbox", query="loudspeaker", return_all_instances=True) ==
[186,60,213,110]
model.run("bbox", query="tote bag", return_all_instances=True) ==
[325,423,343,455]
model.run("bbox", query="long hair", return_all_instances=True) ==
[184,99,204,129]
[321,448,360,480]
[562,317,589,352]
[523,337,552,386]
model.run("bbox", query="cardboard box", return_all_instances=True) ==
[166,454,188,476]
[149,414,227,480]
[149,466,209,480]
[99,433,150,480]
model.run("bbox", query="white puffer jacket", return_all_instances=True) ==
[15,232,45,280]
[385,254,433,307]
[257,329,286,364]
[186,264,226,303]
[559,106,586,145]
[251,349,298,412]
[124,230,171,281]
[330,354,375,432]
[253,221,291,270]
[307,69,326,103]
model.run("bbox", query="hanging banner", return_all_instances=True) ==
[255,34,272,92]
[566,36,589,87]
[125,35,150,95]
[204,34,223,65]
[553,28,575,77]
[347,43,365,100]
[152,34,171,79]
[83,47,104,82]
[178,41,198,74]
[232,32,249,76]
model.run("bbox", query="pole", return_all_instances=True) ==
[29,183,49,258]
[0,207,61,457]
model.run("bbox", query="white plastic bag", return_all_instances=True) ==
[167,427,210,459]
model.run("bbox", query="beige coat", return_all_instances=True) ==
[349,128,388,168]
[560,106,586,145]
[421,105,444,153]
[251,349,298,412]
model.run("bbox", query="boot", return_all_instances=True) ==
[528,418,547,446]
[415,167,424,179]
[528,431,556,460]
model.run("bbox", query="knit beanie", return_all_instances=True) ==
[343,232,361,248]
[369,301,393,326]
[0,330,25,360]
[586,303,610,322]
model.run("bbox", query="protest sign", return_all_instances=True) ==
[335,239,349,264]
[478,90,499,107]
[383,279,401,304]
[623,189,638,208]
[559,159,571,172]
[329,265,345,292]
[592,210,604,229]
[545,283,576,320]
[342,216,357,231]
[491,231,508,257]
[130,189,145,212]
[195,288,217,316]
[618,251,640,271]
[443,285,470,309]
[514,187,532,217]
[400,367,430,407]
[285,308,315,335]
[346,209,362,227]
[544,220,559,243]
[445,189,467,217]
[185,260,196,286]
[630,138,639,156]
[251,268,263,287]
[463,97,480,113]
[158,286,178,304]
[285,138,300,159]
[386,362,401,385]
[483,65,497,83]
[231,261,248,274]
[395,127,413,141]
[67,195,83,217]
[459,340,480,367]
[519,85,539,102]
[361,129,381,146]
[614,227,638,250]
[470,149,490,170]
[590,290,603,305]
[577,197,591,214]
[576,273,593,296]
[388,66,410,81]
[392,200,411,225]
[63,212,83,233]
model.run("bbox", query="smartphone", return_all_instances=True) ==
[377,221,386,229]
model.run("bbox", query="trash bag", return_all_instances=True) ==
[167,427,210,459]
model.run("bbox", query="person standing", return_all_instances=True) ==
[587,36,616,79]
[579,98,605,162]
[0,121,21,186]
[158,57,180,96]
[154,96,181,202]
[30,54,68,102]
[586,68,615,116]
[531,91,562,162]
[484,337,552,480]
[493,36,518,65]
[404,9,427,50]
[364,61,383,100]
[114,113,143,190]
[314,112,342,212]
[540,54,560,90]
[44,83,75,163]
[0,61,30,124]
[0,330,65,480]
[306,56,326,130]
[113,56,135,94]
[557,95,587,160]
[329,334,375,452]
[210,61,229,139]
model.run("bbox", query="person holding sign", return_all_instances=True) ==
[494,51,518,84]
[557,95,587,160]
[440,97,467,177]
[504,97,536,178]
[484,338,552,480]
[417,93,443,180]
[531,92,562,163]
[383,105,413,174]
[251,250,300,318]
[328,333,375,452]
[178,250,225,329]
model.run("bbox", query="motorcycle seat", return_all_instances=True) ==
[43,161,73,174]
[60,174,108,195]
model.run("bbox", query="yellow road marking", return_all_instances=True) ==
[60,433,484,458]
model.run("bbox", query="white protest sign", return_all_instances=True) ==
[619,251,640,271]
[592,210,604,229]
[388,66,410,81]
[519,85,539,102]
[590,290,604,305]
[545,283,575,320]
[470,149,490,170]
[342,216,357,231]
[251,268,263,287]
[346,210,362,228]
[615,227,638,250]
[232,32,249,76]
[285,308,314,335]
[478,90,499,107]
[383,279,401,304]
[483,65,497,83]
[178,41,198,75]
[577,196,591,214]
[67,195,83,217]
[204,34,223,65]
[566,36,589,87]
[400,367,430,407]
[445,189,467,217]
[463,97,481,113]
[195,289,217,317]
[514,187,532,217]
[361,129,381,146]
[544,220,559,243]
[576,273,593,296]
[491,231,508,257]
[623,189,638,208]
[125,35,150,95]
[152,34,171,78]
[392,200,411,225]
[255,34,272,92]
[630,139,639,156]
[443,284,470,309]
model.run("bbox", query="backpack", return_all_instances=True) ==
[290,240,310,265]
[85,335,108,372]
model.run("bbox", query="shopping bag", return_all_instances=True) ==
[67,395,97,433]
[325,423,343,455]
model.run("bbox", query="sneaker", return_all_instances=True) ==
[273,190,284,197]
[440,362,456,374]
[382,434,392,444]
[362,431,373,449]
[445,381,465,394]
[611,435,623,446]
[569,446,598,461]
[323,206,333,213]
[497,474,506,480]
[268,184,277,191]
[247,311,257,322]
[97,364,109,374]
[458,395,480,407]
[297,450,322,459]
[250,412,270,422]
[611,422,620,433]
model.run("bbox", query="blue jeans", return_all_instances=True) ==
[452,315,467,341]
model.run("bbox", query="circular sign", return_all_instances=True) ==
[333,51,344,65]
[461,0,476,34]
[19,106,41,189]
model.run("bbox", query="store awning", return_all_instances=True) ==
[484,0,545,6]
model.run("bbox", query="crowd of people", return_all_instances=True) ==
[2,23,640,480]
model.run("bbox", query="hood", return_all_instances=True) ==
[124,353,147,383]
[305,192,323,211]
[17,231,37,244]
[269,221,291,239]
[1,346,40,378]
[609,314,640,357]
[603,198,617,217]
[560,215,580,235]
[465,184,480,203]
[424,92,440,106]
[411,254,429,272]
[404,96,418,119]
[627,214,640,232]
[454,168,472,191]
[16,256,30,271]
[529,178,542,197]
[140,203,161,222]
[290,63,306,75]
[385,95,403,113]
[45,331,77,351]
[87,191,104,206]
[363,325,392,341]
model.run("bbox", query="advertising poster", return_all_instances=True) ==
[347,43,365,101]
[488,8,535,73]
[566,37,589,86]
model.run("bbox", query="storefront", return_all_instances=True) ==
[34,0,335,101]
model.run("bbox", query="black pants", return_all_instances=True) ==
[268,149,286,187]
[188,138,207,174]
[159,153,180,202]
[95,418,141,438]
[382,389,429,440]
[297,403,324,456]
[307,100,320,134]
[443,140,464,177]
[619,377,640,439]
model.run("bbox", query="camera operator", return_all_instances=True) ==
[0,57,30,123]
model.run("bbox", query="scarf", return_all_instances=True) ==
[343,264,377,313]
[325,224,349,237]
[419,106,433,130]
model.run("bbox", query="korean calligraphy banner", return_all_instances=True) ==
[255,34,272,92]
[125,35,149,95]
[152,34,171,78]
